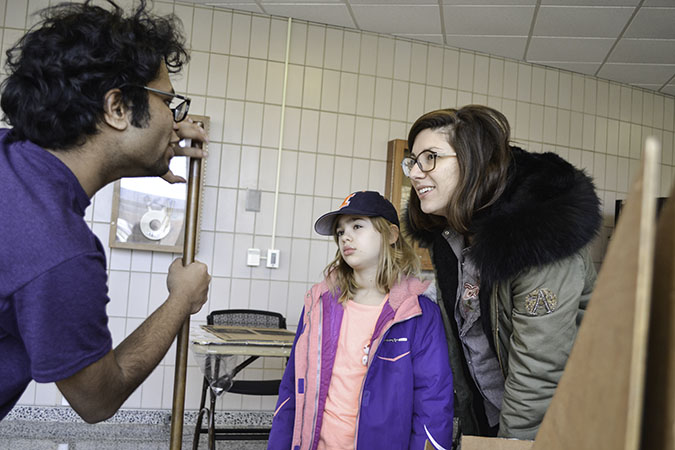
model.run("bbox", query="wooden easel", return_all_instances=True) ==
[641,155,675,450]
[462,138,675,450]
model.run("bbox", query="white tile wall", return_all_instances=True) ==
[4,0,674,415]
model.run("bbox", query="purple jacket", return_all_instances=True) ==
[268,276,453,450]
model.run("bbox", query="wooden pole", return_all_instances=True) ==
[169,124,204,449]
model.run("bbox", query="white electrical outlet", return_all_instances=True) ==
[266,249,280,268]
[247,248,261,266]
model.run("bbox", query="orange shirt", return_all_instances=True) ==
[317,296,387,450]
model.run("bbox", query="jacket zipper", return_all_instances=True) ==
[491,285,505,376]
[352,308,422,449]
[298,292,313,450]
[308,295,323,450]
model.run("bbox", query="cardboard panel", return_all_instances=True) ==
[642,184,675,450]
[532,140,660,450]
[460,436,533,450]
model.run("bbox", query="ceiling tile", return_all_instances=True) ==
[527,37,614,62]
[529,61,601,76]
[533,6,633,37]
[624,7,675,39]
[541,0,639,5]
[631,83,667,90]
[393,34,445,45]
[597,63,675,85]
[642,0,675,6]
[350,5,441,34]
[609,39,675,64]
[441,0,535,4]
[261,4,356,28]
[443,6,534,35]
[205,2,264,13]
[349,0,437,3]
[444,35,527,60]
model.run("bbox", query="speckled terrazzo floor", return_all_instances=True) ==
[0,435,267,450]
[0,407,270,449]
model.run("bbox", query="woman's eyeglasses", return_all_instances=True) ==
[401,149,456,177]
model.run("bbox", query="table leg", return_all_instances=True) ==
[208,387,217,450]
[193,378,208,450]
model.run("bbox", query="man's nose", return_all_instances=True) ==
[170,122,180,141]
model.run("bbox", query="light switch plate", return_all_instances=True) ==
[266,249,280,268]
[245,189,261,212]
[247,248,261,266]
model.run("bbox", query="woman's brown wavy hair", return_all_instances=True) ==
[407,105,513,235]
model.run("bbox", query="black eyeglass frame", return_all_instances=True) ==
[401,149,456,177]
[131,85,191,122]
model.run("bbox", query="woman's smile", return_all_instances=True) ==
[410,128,460,218]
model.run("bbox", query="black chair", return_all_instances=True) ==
[192,309,287,449]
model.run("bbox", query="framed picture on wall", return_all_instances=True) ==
[385,139,434,271]
[108,115,209,253]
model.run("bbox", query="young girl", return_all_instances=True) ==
[268,190,453,450]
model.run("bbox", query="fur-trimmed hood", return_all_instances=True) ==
[404,147,601,288]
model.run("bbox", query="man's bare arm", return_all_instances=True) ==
[56,259,210,423]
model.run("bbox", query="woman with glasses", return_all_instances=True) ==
[401,105,601,441]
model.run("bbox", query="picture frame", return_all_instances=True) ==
[385,138,434,271]
[109,115,209,253]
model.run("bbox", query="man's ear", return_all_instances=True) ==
[102,88,130,131]
[389,224,400,245]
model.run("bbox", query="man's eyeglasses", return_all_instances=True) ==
[139,86,191,122]
[401,149,457,177]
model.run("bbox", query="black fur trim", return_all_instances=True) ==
[402,198,438,248]
[405,147,602,288]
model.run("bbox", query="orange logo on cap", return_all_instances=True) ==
[339,193,356,209]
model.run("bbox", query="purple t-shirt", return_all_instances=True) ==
[0,129,113,420]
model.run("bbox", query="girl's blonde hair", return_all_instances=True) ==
[323,216,420,303]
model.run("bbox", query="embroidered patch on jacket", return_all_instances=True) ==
[461,282,479,309]
[384,337,408,343]
[462,282,479,301]
[525,288,558,316]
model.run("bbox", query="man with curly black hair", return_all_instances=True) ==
[0,0,212,423]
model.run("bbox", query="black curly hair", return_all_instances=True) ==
[0,0,189,150]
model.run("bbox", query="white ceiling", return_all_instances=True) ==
[191,0,675,97]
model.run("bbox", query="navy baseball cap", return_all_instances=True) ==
[314,191,400,236]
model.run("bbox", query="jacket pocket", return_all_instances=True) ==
[273,396,291,417]
[376,350,411,362]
